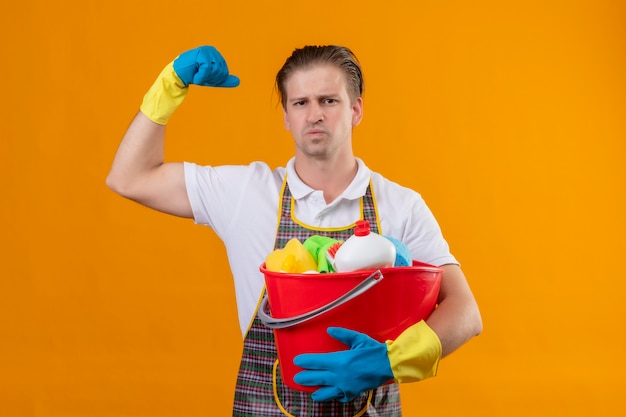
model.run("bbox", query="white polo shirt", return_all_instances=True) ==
[184,157,457,336]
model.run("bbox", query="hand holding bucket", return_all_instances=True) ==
[258,261,443,392]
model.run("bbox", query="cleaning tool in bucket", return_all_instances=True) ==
[303,235,342,273]
[265,238,318,273]
[258,261,442,392]
[332,220,396,272]
[383,236,412,267]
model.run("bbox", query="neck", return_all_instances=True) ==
[294,153,358,204]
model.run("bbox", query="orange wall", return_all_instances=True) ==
[1,1,625,416]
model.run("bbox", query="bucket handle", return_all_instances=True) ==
[258,270,384,329]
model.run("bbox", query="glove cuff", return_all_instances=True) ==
[386,320,442,383]
[140,62,188,125]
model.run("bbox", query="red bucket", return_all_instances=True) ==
[258,261,442,392]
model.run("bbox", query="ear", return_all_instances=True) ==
[351,97,363,127]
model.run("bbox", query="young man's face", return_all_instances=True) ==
[283,64,363,161]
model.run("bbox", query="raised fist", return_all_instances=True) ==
[173,46,240,88]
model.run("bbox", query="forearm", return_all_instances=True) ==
[426,264,482,357]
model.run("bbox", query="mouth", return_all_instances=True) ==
[305,128,326,136]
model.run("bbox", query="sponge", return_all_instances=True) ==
[383,236,412,267]
[265,238,318,273]
[303,235,342,273]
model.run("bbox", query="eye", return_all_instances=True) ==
[293,100,307,107]
[323,98,337,105]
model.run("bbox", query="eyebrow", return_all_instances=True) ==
[288,93,341,103]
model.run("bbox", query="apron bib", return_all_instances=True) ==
[232,180,402,416]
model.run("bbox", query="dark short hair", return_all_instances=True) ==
[275,45,364,109]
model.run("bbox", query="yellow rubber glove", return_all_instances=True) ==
[294,320,441,402]
[386,320,441,383]
[140,62,187,125]
[140,46,240,125]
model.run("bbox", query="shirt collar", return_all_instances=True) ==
[285,157,371,201]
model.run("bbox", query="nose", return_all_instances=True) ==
[306,102,324,124]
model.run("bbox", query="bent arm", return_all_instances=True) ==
[426,264,482,357]
[106,111,192,218]
[106,46,240,219]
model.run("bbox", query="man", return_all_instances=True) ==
[107,45,482,416]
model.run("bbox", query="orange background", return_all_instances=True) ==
[1,1,625,416]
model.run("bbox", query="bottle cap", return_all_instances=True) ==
[354,220,371,237]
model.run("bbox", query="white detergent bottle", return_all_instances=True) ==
[333,220,397,272]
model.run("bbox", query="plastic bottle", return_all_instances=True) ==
[333,220,397,272]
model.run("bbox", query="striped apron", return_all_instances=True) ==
[232,179,402,416]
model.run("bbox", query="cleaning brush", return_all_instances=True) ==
[324,241,343,271]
